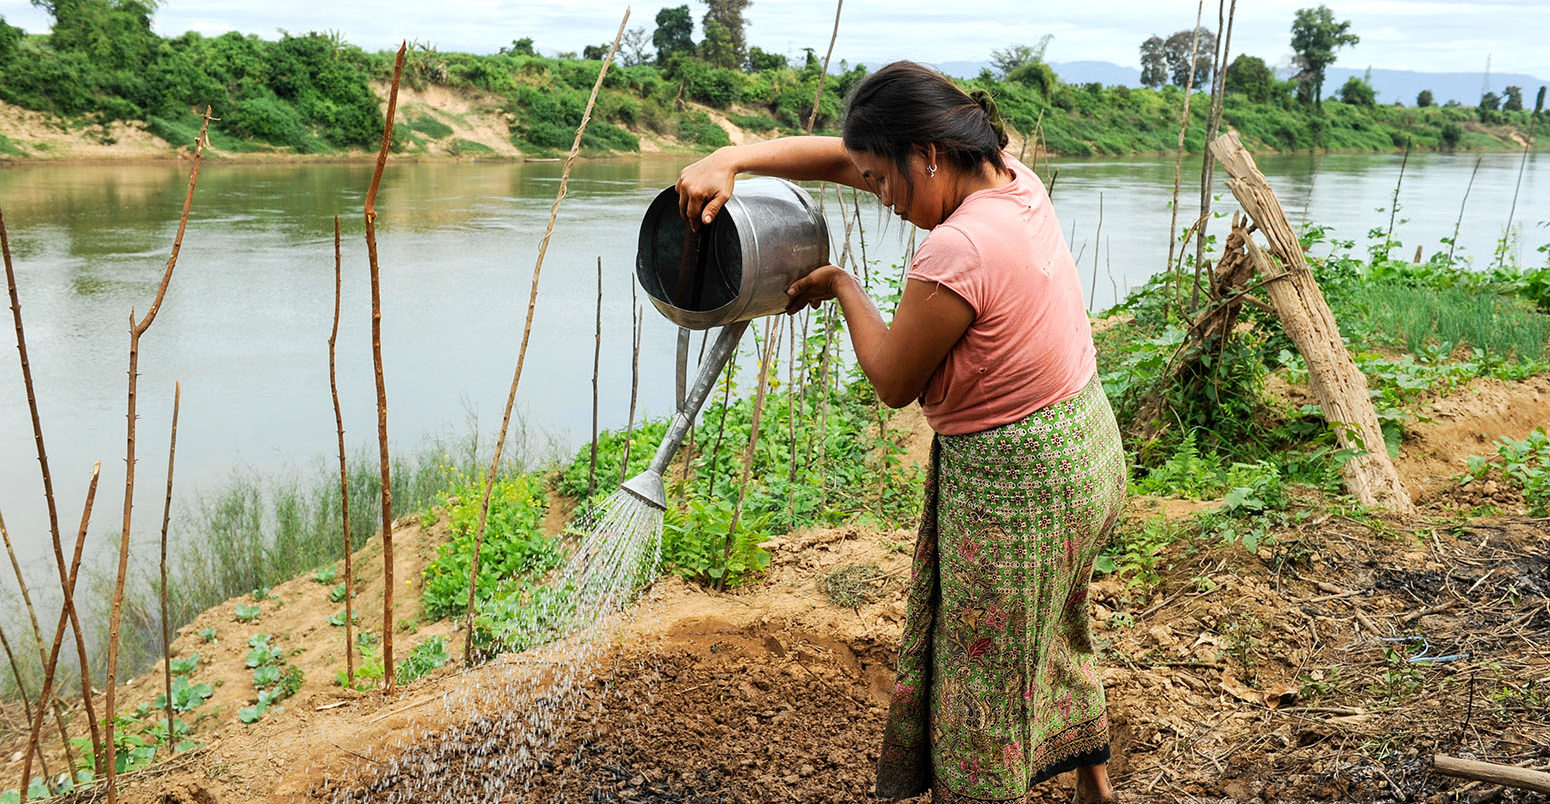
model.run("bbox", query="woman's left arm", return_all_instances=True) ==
[787,267,973,408]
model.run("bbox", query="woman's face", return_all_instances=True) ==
[847,147,946,230]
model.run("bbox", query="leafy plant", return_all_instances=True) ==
[329,583,350,603]
[153,676,213,714]
[233,603,261,623]
[168,653,200,676]
[394,636,452,684]
[310,566,339,584]
[420,473,558,619]
[328,610,360,627]
[250,587,272,601]
[245,634,281,668]
[198,627,217,643]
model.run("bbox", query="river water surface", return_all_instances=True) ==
[0,150,1544,586]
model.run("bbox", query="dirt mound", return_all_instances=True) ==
[1398,372,1550,501]
[0,99,172,160]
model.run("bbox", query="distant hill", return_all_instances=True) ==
[924,59,1548,108]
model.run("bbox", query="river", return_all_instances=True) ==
[0,150,1544,586]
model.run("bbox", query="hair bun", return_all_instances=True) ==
[967,88,1009,150]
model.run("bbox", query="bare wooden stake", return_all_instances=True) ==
[1447,155,1483,265]
[1192,0,1237,312]
[805,0,845,133]
[0,510,78,773]
[365,44,406,693]
[462,10,629,665]
[718,317,782,591]
[330,216,355,687]
[158,381,181,755]
[102,108,211,803]
[0,625,52,783]
[2,190,102,772]
[588,256,603,500]
[20,462,101,798]
[1382,137,1412,258]
[620,287,642,484]
[1164,0,1206,317]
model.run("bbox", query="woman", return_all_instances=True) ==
[676,61,1126,804]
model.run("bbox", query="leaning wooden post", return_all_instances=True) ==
[460,9,629,666]
[365,43,407,693]
[102,108,212,803]
[1432,755,1550,795]
[1209,130,1414,513]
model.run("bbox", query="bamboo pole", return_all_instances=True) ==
[587,256,602,500]
[1497,137,1533,269]
[1,195,103,772]
[1192,0,1236,313]
[1164,0,1206,317]
[101,108,210,802]
[20,463,100,798]
[0,511,77,773]
[329,216,356,687]
[1446,156,1482,265]
[462,10,629,665]
[158,382,181,755]
[1088,192,1103,312]
[1209,130,1414,512]
[365,45,406,693]
[0,625,53,782]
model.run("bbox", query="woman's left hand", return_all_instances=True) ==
[785,264,850,314]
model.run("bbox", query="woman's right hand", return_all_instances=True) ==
[676,147,740,230]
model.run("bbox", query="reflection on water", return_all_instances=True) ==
[0,151,1544,585]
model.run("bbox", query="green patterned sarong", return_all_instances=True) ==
[876,379,1127,802]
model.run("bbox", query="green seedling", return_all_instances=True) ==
[395,636,451,685]
[310,566,339,584]
[252,664,281,686]
[328,611,361,627]
[245,634,281,668]
[250,587,272,601]
[233,603,261,623]
[198,627,217,643]
[153,676,213,713]
[168,653,200,676]
[328,583,350,603]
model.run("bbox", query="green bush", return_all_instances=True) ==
[676,111,731,148]
[419,472,560,619]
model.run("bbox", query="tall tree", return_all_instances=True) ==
[991,35,1052,78]
[698,17,736,68]
[619,26,652,67]
[1164,27,1215,88]
[653,5,694,65]
[1416,89,1434,107]
[701,0,749,68]
[1479,91,1500,111]
[1290,5,1358,108]
[1503,85,1523,112]
[1139,35,1167,89]
[1224,54,1275,103]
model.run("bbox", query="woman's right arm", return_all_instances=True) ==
[676,136,868,228]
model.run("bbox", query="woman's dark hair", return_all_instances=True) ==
[842,61,1009,201]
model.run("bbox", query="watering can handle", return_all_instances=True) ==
[675,327,689,412]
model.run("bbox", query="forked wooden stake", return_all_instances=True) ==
[330,216,356,687]
[462,8,630,665]
[101,107,211,804]
[365,44,407,693]
[158,382,181,755]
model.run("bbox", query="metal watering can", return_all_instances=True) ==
[621,178,830,510]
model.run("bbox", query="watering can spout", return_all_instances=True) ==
[620,469,667,510]
[618,319,750,510]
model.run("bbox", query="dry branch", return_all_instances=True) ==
[1431,755,1550,795]
[1209,130,1413,512]
[101,107,211,804]
[462,9,630,665]
[805,0,844,133]
[158,382,181,756]
[365,44,406,693]
[330,216,356,687]
[718,317,781,591]
[588,256,603,500]
[2,189,102,771]
[1164,0,1206,314]
[0,510,77,771]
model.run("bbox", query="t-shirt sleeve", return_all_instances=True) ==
[906,224,983,315]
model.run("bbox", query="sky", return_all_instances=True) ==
[0,0,1545,79]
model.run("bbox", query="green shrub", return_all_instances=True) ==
[419,472,559,619]
[394,636,452,684]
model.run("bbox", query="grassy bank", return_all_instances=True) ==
[0,7,1541,161]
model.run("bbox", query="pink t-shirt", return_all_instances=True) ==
[907,154,1097,435]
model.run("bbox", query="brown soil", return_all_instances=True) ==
[18,379,1548,803]
[0,99,170,161]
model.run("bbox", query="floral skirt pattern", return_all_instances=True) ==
[875,379,1127,801]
